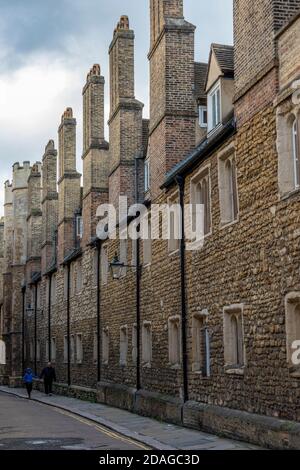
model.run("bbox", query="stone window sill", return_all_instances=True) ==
[288,366,300,378]
[142,362,151,369]
[189,232,212,251]
[220,217,239,231]
[168,363,181,370]
[225,367,245,376]
[168,248,180,257]
[280,187,300,202]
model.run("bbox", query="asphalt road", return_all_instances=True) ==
[0,392,149,450]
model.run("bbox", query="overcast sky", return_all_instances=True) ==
[0,0,233,216]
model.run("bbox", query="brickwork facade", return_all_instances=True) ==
[1,0,300,448]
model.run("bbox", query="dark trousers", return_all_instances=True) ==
[25,383,33,398]
[44,379,53,395]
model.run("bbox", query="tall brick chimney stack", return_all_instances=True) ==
[26,163,43,279]
[10,162,31,381]
[57,108,81,263]
[108,15,144,208]
[234,0,300,125]
[2,182,13,370]
[148,0,197,199]
[82,65,109,245]
[12,162,31,266]
[3,181,13,271]
[150,0,183,46]
[41,140,58,272]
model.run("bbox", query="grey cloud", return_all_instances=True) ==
[0,0,233,215]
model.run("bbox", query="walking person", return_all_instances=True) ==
[40,362,56,396]
[23,368,36,399]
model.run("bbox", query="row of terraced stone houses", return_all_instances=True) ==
[1,0,300,449]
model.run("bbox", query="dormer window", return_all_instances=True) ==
[199,106,208,128]
[144,159,150,192]
[76,215,83,239]
[208,82,221,132]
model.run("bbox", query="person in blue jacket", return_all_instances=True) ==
[23,368,36,399]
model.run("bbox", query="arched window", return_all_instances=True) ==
[0,339,6,365]
[292,117,300,188]
[231,315,239,365]
[223,306,245,369]
[200,178,211,235]
[225,159,234,221]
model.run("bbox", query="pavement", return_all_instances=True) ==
[0,386,261,450]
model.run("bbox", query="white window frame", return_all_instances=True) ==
[76,215,83,239]
[144,159,150,192]
[199,105,208,128]
[208,81,221,133]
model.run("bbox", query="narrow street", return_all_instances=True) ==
[0,389,261,450]
[0,393,148,450]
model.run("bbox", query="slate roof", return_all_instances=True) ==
[194,62,208,103]
[211,43,234,78]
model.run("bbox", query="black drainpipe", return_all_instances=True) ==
[47,274,52,362]
[21,285,26,373]
[34,282,38,375]
[136,238,141,391]
[67,263,71,386]
[96,241,101,383]
[176,175,189,403]
[135,156,141,391]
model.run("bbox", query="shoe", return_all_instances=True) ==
[49,393,52,396]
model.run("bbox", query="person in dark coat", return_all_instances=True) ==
[40,362,56,396]
[23,368,37,399]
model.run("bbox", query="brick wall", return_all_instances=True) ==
[277,14,300,90]
[234,0,300,101]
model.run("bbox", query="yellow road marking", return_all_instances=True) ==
[55,407,150,450]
